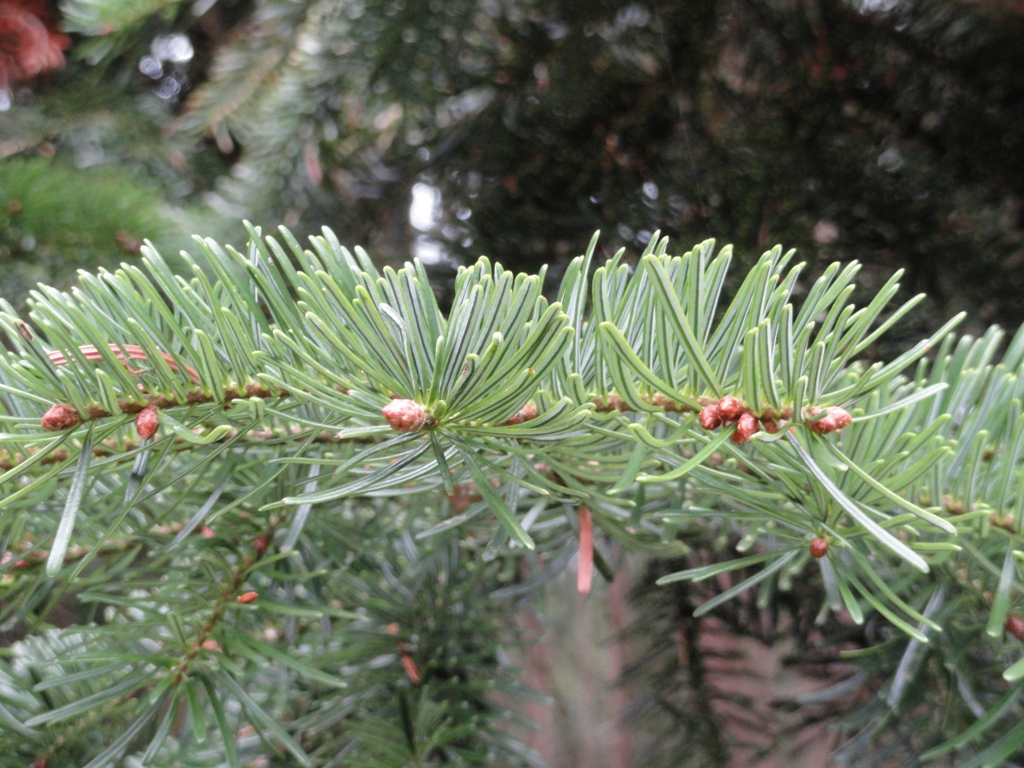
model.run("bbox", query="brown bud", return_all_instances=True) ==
[115,230,141,254]
[253,534,273,556]
[809,412,838,434]
[237,591,258,604]
[501,401,539,426]
[733,412,759,443]
[830,407,852,430]
[41,403,81,431]
[991,513,1016,533]
[448,484,483,513]
[698,404,722,430]
[1007,614,1024,642]
[943,495,965,515]
[810,537,829,558]
[761,418,779,434]
[717,395,743,421]
[382,399,428,431]
[135,405,159,439]
[806,406,851,434]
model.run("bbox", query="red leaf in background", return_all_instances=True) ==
[0,0,70,89]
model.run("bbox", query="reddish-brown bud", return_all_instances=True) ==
[809,413,838,434]
[1007,614,1024,642]
[734,412,759,442]
[501,401,539,426]
[135,404,159,440]
[991,513,1016,532]
[806,406,851,434]
[382,399,428,431]
[761,418,779,434]
[237,591,258,604]
[698,404,722,430]
[448,484,483,513]
[810,537,829,558]
[253,534,272,556]
[41,403,81,431]
[717,395,743,421]
[830,407,852,430]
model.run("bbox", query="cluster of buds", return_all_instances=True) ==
[698,397,853,443]
[698,396,779,444]
[804,406,853,435]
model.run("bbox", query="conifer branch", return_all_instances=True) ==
[4,222,1024,765]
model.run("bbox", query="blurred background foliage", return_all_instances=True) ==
[2,0,1024,765]
[2,0,1022,327]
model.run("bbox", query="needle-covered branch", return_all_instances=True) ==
[3,224,1024,765]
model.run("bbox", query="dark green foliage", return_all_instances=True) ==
[9,0,1023,327]
[0,158,178,304]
